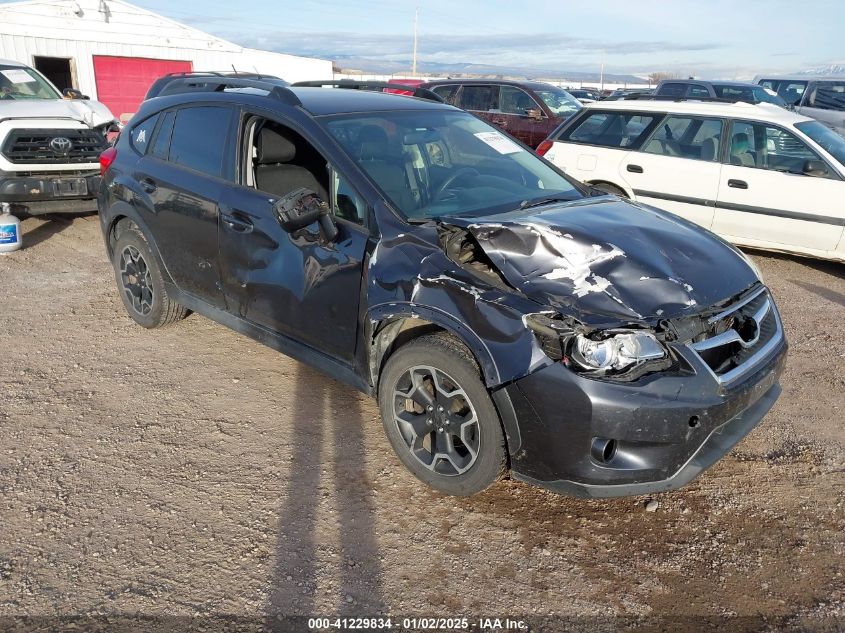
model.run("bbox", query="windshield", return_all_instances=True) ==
[534,87,582,118]
[323,110,584,221]
[796,120,845,166]
[0,65,61,100]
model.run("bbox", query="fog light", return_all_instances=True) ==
[591,437,617,464]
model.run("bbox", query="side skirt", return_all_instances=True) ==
[166,283,373,396]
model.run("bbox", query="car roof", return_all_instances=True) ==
[663,79,763,88]
[421,79,558,91]
[582,98,815,125]
[143,86,456,117]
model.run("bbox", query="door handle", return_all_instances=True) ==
[221,212,254,234]
[140,178,157,193]
[728,179,748,189]
[626,164,644,173]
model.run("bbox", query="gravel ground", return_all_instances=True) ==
[0,213,843,632]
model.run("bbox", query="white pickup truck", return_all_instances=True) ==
[0,58,118,215]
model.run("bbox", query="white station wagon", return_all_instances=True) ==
[537,99,845,263]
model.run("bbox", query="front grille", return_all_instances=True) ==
[1,128,107,165]
[687,286,783,385]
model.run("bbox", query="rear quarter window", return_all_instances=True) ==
[561,111,658,148]
[129,114,159,154]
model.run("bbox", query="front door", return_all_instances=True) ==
[217,117,369,361]
[713,120,845,252]
[623,114,725,229]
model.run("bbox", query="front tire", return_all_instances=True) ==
[112,227,187,328]
[378,334,507,496]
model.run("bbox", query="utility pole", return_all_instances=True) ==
[412,8,419,77]
[600,49,605,93]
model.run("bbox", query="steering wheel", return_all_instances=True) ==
[432,168,479,201]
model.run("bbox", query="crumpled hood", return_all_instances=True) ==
[0,99,115,127]
[444,197,758,322]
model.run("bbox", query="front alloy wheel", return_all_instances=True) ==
[393,365,481,476]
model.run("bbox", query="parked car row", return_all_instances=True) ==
[538,98,845,263]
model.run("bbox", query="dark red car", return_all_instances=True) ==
[420,79,582,148]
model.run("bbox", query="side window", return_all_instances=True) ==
[642,116,723,161]
[459,85,495,112]
[332,171,366,226]
[168,106,233,178]
[777,81,807,106]
[759,80,776,91]
[431,84,458,105]
[499,86,540,115]
[129,114,158,154]
[658,83,686,98]
[728,121,824,174]
[807,83,845,111]
[688,84,711,98]
[564,111,657,148]
[150,110,175,160]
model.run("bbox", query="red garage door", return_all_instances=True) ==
[93,56,192,119]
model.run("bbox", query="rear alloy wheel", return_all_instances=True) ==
[378,334,506,496]
[112,227,187,329]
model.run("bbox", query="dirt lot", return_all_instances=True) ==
[0,213,843,632]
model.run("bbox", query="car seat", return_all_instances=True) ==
[254,127,328,201]
[700,136,718,161]
[356,125,418,211]
[729,133,755,167]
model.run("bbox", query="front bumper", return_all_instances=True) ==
[0,170,100,214]
[497,331,787,498]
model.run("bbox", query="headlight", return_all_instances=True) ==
[571,331,666,374]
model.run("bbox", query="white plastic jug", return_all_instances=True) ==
[0,203,22,253]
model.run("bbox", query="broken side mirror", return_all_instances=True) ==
[526,108,544,121]
[274,188,338,240]
[63,88,88,100]
[802,159,828,178]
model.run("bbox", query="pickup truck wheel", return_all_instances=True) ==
[112,228,187,328]
[378,334,507,496]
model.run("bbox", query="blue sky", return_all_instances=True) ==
[11,0,845,78]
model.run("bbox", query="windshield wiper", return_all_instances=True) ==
[518,196,572,210]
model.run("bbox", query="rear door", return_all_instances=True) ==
[544,109,661,193]
[622,115,725,229]
[133,104,235,308]
[797,81,845,136]
[713,119,845,252]
[456,84,501,132]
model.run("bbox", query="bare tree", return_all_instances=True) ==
[648,71,681,85]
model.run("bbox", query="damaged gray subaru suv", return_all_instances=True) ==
[98,75,787,497]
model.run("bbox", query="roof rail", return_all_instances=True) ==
[292,80,444,103]
[145,73,301,106]
[621,94,745,104]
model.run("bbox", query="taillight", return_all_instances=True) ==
[99,147,117,176]
[536,140,553,157]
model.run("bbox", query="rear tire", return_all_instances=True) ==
[591,182,628,197]
[112,227,187,329]
[378,334,507,496]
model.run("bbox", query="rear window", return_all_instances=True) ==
[168,106,232,178]
[562,111,658,148]
[657,83,687,98]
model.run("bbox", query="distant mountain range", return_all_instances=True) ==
[798,63,845,76]
[332,55,646,83]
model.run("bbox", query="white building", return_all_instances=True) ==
[0,0,332,118]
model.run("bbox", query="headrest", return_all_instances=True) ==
[731,132,750,152]
[700,136,718,161]
[256,127,296,164]
[358,125,389,156]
